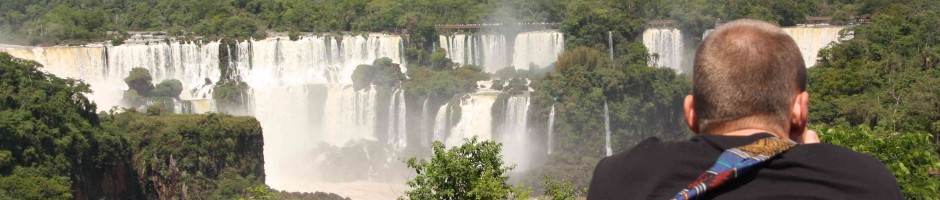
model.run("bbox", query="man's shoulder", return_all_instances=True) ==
[594,137,674,172]
[785,143,888,167]
[588,137,708,199]
[758,143,903,199]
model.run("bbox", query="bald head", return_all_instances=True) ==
[692,19,807,134]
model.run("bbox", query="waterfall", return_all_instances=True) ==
[500,95,532,171]
[446,92,498,147]
[512,31,565,70]
[396,90,407,150]
[421,98,430,147]
[604,101,612,156]
[107,41,221,100]
[384,88,407,150]
[232,34,403,189]
[439,30,564,72]
[0,45,118,109]
[433,103,450,143]
[236,34,404,86]
[547,103,556,155]
[702,26,846,67]
[386,89,400,148]
[642,28,685,72]
[0,42,220,110]
[502,96,530,144]
[782,27,844,67]
[0,30,578,194]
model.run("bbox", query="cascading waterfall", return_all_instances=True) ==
[500,95,532,171]
[387,89,399,147]
[604,101,612,156]
[0,45,118,108]
[395,90,407,150]
[421,98,430,147]
[782,27,845,67]
[2,31,571,196]
[547,103,556,155]
[439,30,564,72]
[433,103,450,143]
[446,92,499,147]
[107,41,221,100]
[231,34,404,190]
[0,42,221,111]
[512,31,565,70]
[384,89,407,150]
[702,26,846,67]
[642,28,685,72]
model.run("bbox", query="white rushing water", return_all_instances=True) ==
[512,31,565,70]
[604,101,612,156]
[546,103,556,155]
[420,98,430,147]
[107,41,221,100]
[446,91,499,146]
[642,28,686,72]
[500,95,533,171]
[439,30,564,72]
[385,89,407,150]
[230,34,406,190]
[782,27,845,67]
[432,103,451,143]
[702,26,846,68]
[0,42,221,111]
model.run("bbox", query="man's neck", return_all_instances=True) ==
[712,128,789,140]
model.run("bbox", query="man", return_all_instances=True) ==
[587,19,902,199]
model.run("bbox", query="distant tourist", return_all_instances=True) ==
[587,19,902,199]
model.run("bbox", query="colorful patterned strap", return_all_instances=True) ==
[671,136,797,200]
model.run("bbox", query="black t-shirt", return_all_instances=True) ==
[587,133,903,200]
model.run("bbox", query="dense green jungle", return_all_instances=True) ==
[1,0,939,199]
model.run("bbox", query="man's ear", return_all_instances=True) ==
[684,95,700,134]
[789,92,810,138]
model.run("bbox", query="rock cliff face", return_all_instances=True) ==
[104,112,266,199]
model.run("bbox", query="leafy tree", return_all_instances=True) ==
[403,137,530,199]
[124,68,154,96]
[817,125,940,198]
[351,57,404,91]
[0,52,137,199]
[351,64,377,90]
[529,46,690,188]
[542,176,581,200]
[152,79,184,98]
[810,1,940,136]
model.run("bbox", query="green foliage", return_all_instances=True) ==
[817,125,940,198]
[403,137,530,200]
[0,52,135,199]
[806,2,940,198]
[810,1,940,135]
[541,176,581,200]
[213,80,251,115]
[529,46,690,188]
[152,79,184,98]
[146,105,163,116]
[125,68,154,96]
[430,49,456,71]
[504,78,529,94]
[121,68,185,110]
[102,111,266,199]
[0,167,72,200]
[351,57,404,91]
[403,64,488,101]
[494,67,518,79]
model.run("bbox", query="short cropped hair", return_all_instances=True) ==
[693,19,807,133]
